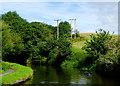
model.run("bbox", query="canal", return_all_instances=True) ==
[22,64,120,86]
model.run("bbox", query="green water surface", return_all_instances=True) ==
[22,65,120,86]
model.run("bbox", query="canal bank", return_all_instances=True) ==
[1,61,33,84]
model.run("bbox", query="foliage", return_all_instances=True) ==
[2,11,28,33]
[61,48,88,68]
[90,40,120,72]
[48,47,58,64]
[1,11,56,63]
[82,29,112,66]
[1,21,24,58]
[59,21,71,38]
[72,33,80,38]
[48,39,72,65]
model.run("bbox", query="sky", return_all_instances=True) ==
[0,1,118,34]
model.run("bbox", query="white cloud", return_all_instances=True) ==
[1,2,118,34]
[86,2,118,34]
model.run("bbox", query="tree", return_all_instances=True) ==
[59,21,71,38]
[1,11,72,65]
[1,21,24,59]
[82,29,112,66]
[48,39,72,65]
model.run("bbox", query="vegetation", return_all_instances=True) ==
[90,39,120,72]
[82,29,112,66]
[59,21,71,38]
[0,61,10,74]
[61,29,120,73]
[61,48,88,68]
[81,29,120,73]
[1,11,71,65]
[1,21,24,61]
[1,11,120,82]
[0,61,33,84]
[61,33,91,69]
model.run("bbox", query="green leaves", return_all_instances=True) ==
[1,11,72,65]
[1,21,24,57]
[82,29,113,68]
[59,21,71,38]
[83,29,112,57]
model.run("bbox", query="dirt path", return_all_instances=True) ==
[0,69,14,76]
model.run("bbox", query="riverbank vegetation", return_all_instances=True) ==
[0,61,33,84]
[1,11,120,80]
[1,11,72,66]
[61,29,120,74]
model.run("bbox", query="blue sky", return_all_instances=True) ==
[0,2,118,34]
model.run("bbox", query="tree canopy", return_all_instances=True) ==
[1,11,71,65]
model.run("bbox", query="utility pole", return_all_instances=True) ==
[54,19,61,40]
[69,19,74,39]
[74,19,76,39]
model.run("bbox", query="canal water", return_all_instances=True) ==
[23,65,120,86]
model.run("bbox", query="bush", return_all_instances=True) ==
[82,29,112,66]
[47,39,72,65]
[48,47,58,64]
[90,40,120,72]
[72,33,80,38]
[61,48,88,68]
[1,21,24,59]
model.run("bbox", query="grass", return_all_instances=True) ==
[0,61,33,84]
[0,61,10,74]
[72,33,118,49]
[72,33,94,49]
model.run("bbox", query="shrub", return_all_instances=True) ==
[90,40,120,72]
[82,29,112,66]
[47,39,72,65]
[61,48,88,68]
[72,33,80,38]
[48,47,58,64]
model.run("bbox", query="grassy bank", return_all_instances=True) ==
[0,61,10,74]
[0,61,33,84]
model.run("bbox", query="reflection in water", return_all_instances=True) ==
[23,65,120,85]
